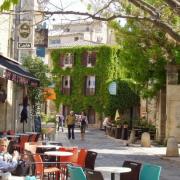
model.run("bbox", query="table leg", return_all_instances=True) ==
[111,172,115,180]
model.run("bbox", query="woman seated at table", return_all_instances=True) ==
[0,138,19,172]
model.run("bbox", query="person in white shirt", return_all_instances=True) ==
[0,138,19,173]
[103,117,111,134]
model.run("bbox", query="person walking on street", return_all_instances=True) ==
[79,112,88,140]
[66,111,76,139]
[56,113,64,132]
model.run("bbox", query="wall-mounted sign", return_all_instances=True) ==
[34,29,48,47]
[17,42,31,49]
[108,81,117,95]
[19,22,31,38]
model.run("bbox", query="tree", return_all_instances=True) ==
[0,0,19,11]
[23,0,179,43]
[22,56,51,115]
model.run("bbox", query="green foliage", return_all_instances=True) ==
[110,20,170,98]
[0,0,19,11]
[104,79,140,116]
[41,113,56,123]
[22,56,51,115]
[51,45,122,114]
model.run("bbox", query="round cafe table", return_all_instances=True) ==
[44,151,73,157]
[95,166,131,180]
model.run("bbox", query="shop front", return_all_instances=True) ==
[0,55,39,132]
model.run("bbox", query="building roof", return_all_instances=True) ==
[48,40,103,49]
[49,31,83,37]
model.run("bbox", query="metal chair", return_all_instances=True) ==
[120,160,141,180]
[85,151,97,170]
[67,164,86,180]
[86,169,104,180]
[139,163,161,180]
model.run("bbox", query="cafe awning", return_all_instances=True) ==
[0,54,39,87]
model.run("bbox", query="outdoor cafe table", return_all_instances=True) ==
[95,166,131,180]
[36,144,61,149]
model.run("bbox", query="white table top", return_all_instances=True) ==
[25,132,38,134]
[95,166,131,174]
[37,144,60,149]
[4,135,20,137]
[44,151,73,157]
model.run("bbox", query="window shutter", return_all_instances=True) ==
[61,76,64,93]
[84,76,87,96]
[70,76,72,95]
[60,54,64,67]
[72,53,75,66]
[91,51,96,66]
[82,52,88,66]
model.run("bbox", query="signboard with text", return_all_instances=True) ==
[17,42,32,49]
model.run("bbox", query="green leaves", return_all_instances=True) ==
[0,0,19,11]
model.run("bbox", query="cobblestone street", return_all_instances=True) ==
[54,127,180,180]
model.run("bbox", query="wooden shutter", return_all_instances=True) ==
[69,76,72,95]
[82,51,88,66]
[61,76,64,94]
[60,54,64,67]
[84,76,87,96]
[91,51,96,66]
[71,53,75,66]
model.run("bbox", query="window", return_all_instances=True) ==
[49,39,61,45]
[60,53,74,67]
[85,76,95,96]
[63,76,70,88]
[82,51,96,67]
[62,76,71,95]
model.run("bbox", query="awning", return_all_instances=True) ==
[0,55,39,87]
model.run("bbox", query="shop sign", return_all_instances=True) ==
[4,70,39,87]
[17,42,32,49]
[108,81,117,95]
[19,22,31,38]
[34,28,48,47]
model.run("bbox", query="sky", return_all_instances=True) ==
[46,0,88,24]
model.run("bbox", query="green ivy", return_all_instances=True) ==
[51,45,121,113]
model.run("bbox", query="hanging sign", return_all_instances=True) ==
[19,22,31,38]
[108,81,117,95]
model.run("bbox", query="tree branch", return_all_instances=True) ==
[128,0,159,18]
[164,0,180,16]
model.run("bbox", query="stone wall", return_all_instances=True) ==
[166,85,180,142]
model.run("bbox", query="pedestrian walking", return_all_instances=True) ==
[66,111,76,139]
[103,116,111,134]
[79,112,88,140]
[56,113,64,132]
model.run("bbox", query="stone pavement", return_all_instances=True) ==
[54,127,180,180]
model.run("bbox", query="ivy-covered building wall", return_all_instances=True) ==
[50,45,122,124]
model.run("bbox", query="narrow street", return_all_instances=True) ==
[54,127,180,180]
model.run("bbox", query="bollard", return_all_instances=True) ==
[166,136,179,157]
[141,132,151,147]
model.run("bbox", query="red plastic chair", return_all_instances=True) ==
[75,148,88,168]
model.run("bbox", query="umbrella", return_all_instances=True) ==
[20,96,28,132]
[115,109,120,121]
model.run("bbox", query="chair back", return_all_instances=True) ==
[67,164,86,180]
[59,147,78,163]
[85,151,97,170]
[28,134,37,142]
[120,160,141,180]
[139,163,161,180]
[86,169,104,180]
[77,148,88,167]
[20,135,29,145]
[7,130,15,135]
[33,154,44,176]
